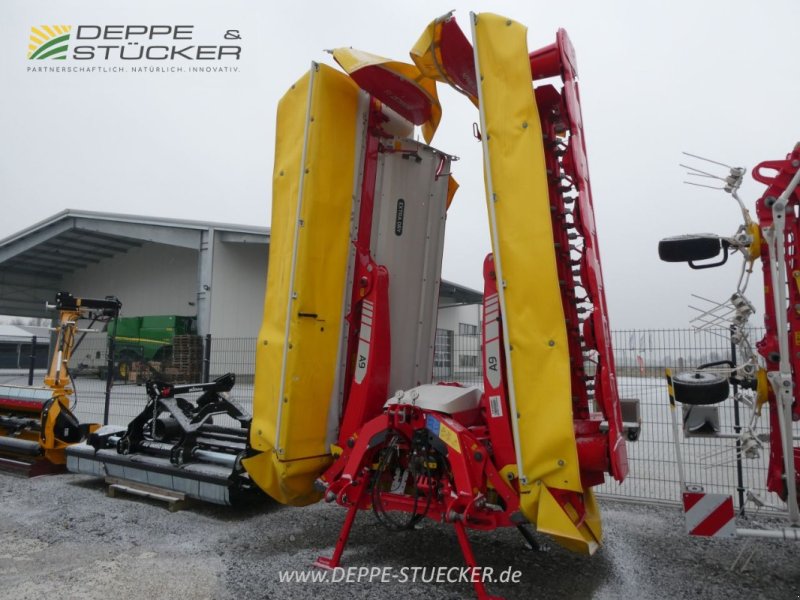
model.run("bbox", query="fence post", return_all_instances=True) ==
[27,336,37,386]
[202,334,212,383]
[103,327,116,426]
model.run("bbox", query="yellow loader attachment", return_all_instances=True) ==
[0,292,119,476]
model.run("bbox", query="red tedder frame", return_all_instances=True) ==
[753,145,800,500]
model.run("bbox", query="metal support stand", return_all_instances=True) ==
[314,475,369,569]
[515,523,540,551]
[453,519,503,600]
[666,369,687,490]
[730,326,746,515]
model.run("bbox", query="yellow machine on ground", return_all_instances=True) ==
[0,292,120,475]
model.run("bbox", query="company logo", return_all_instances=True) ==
[28,25,72,60]
[26,24,242,74]
[28,25,240,61]
[394,198,405,236]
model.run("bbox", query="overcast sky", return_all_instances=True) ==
[2,1,799,329]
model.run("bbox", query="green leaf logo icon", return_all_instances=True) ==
[28,25,71,60]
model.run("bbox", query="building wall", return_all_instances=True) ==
[0,339,49,368]
[436,303,481,333]
[209,239,268,338]
[66,243,198,318]
[434,303,482,382]
[63,236,476,346]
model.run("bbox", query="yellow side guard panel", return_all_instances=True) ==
[473,13,598,552]
[331,47,441,143]
[446,175,459,210]
[242,64,360,506]
[535,488,602,555]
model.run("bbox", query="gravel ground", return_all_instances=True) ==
[0,472,797,600]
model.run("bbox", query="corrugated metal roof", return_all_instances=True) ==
[0,210,271,318]
[0,324,39,339]
[0,209,271,279]
[0,209,269,249]
[438,280,483,306]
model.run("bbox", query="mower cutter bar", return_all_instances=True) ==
[67,441,245,506]
[67,373,255,506]
[0,385,54,413]
[0,436,42,457]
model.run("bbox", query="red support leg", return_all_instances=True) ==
[453,519,504,600]
[314,476,369,569]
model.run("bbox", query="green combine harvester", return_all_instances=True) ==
[108,315,200,381]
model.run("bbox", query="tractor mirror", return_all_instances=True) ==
[658,234,729,269]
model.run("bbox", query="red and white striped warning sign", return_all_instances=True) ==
[683,490,736,537]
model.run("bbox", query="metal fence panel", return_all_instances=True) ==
[599,328,789,514]
[0,327,790,514]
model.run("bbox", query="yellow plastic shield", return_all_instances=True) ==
[242,63,361,506]
[473,13,598,553]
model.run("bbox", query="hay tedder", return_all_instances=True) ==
[0,292,120,476]
[67,12,631,598]
[660,146,800,541]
